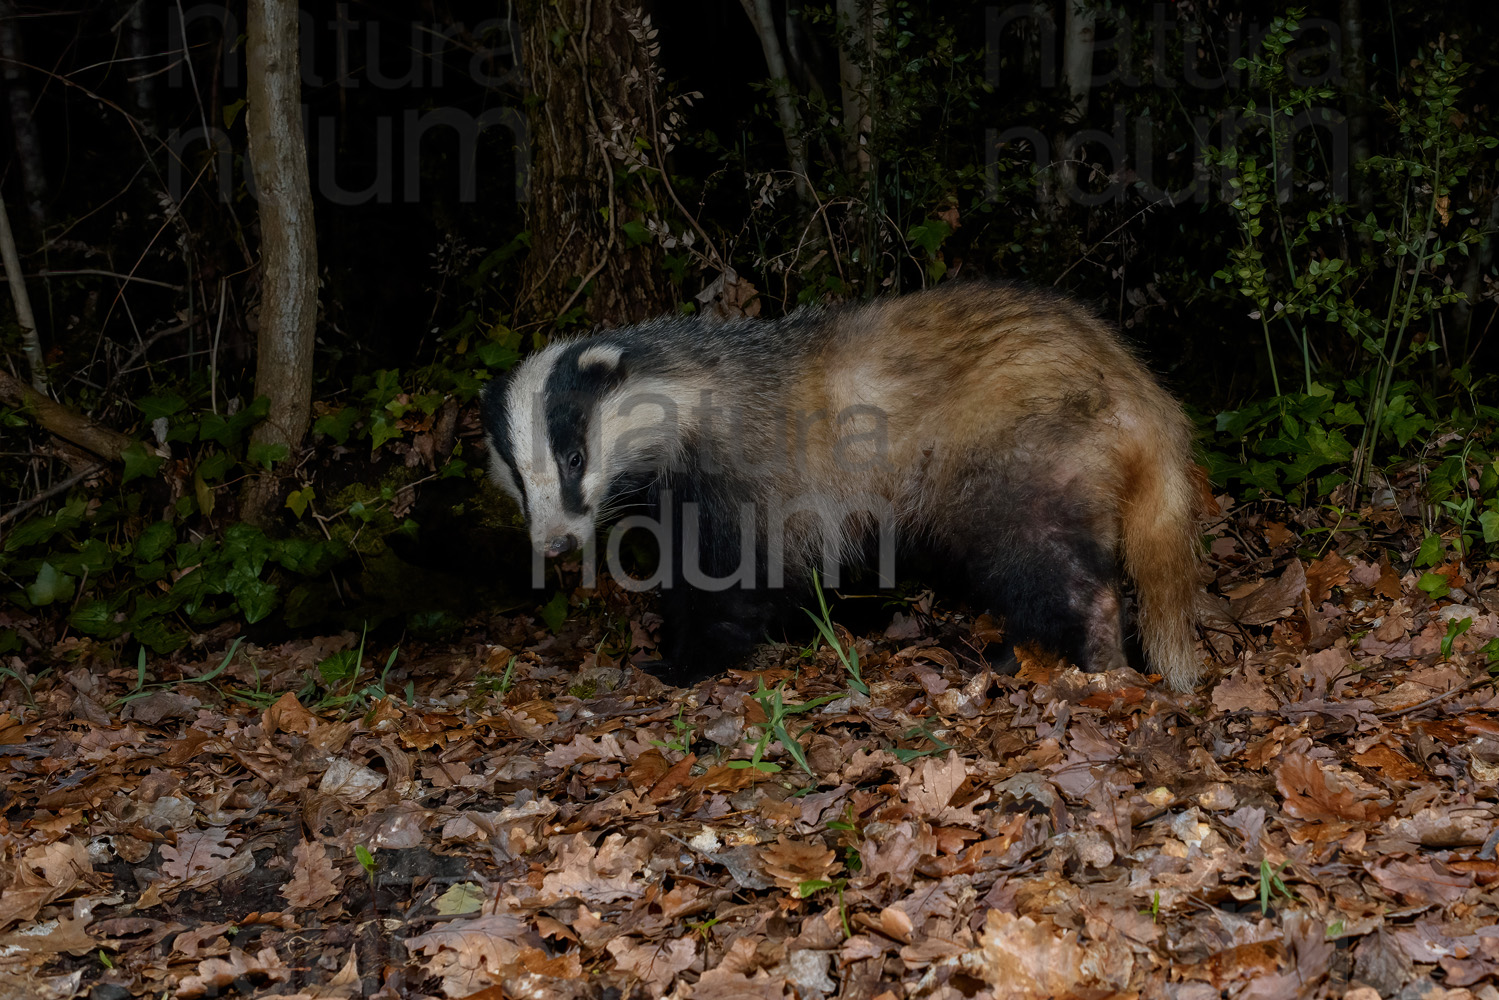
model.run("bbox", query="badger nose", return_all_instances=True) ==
[544,534,580,558]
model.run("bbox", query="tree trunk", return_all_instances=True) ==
[243,0,316,519]
[519,0,671,328]
[1053,0,1096,210]
[740,0,810,203]
[0,0,48,230]
[0,196,45,389]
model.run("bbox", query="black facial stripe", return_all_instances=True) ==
[480,377,528,519]
[543,340,627,517]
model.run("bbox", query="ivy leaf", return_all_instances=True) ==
[234,578,279,623]
[135,521,176,563]
[475,340,520,369]
[69,600,124,639]
[1414,534,1443,568]
[286,487,315,519]
[137,393,187,422]
[27,562,76,606]
[433,883,485,916]
[247,441,290,470]
[313,407,360,444]
[222,97,246,129]
[121,442,165,484]
[539,592,569,634]
[906,219,952,255]
[194,468,216,518]
[1417,572,1451,600]
[620,220,651,247]
[1480,510,1499,545]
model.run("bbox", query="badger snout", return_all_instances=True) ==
[543,534,580,558]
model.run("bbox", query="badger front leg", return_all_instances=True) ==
[649,484,780,685]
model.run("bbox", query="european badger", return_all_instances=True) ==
[482,282,1202,690]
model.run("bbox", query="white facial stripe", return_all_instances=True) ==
[485,440,523,504]
[506,346,579,550]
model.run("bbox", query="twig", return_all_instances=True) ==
[29,268,183,291]
[1375,673,1491,719]
[0,464,103,527]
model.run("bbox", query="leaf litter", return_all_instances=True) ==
[0,492,1497,998]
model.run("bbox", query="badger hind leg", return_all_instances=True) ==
[959,485,1127,675]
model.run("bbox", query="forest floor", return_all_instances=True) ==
[2,483,1499,1000]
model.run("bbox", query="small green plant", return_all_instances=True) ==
[1259,859,1295,915]
[355,845,378,884]
[474,654,519,697]
[728,680,841,777]
[1442,617,1474,660]
[651,706,695,755]
[1481,638,1499,675]
[804,570,868,695]
[1139,890,1162,923]
[539,591,570,634]
[685,916,720,940]
[827,805,864,873]
[798,877,852,937]
[293,625,402,715]
[892,721,953,763]
[112,638,243,711]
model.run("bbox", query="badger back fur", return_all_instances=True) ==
[482,282,1203,691]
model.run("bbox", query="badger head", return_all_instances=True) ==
[482,339,682,558]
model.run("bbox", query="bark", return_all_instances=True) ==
[738,0,810,201]
[0,196,44,389]
[519,0,671,327]
[0,369,134,460]
[1053,0,1096,209]
[0,0,47,229]
[245,0,316,457]
[835,0,875,179]
[120,0,156,126]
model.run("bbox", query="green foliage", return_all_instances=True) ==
[0,329,521,656]
[1207,14,1497,524]
[539,591,570,634]
[1259,859,1296,915]
[804,571,868,695]
[730,680,842,777]
[1205,13,1499,548]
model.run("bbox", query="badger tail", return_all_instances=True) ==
[1119,438,1203,692]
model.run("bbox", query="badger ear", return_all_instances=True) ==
[577,343,625,375]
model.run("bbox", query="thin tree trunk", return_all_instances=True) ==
[836,0,873,179]
[243,0,316,518]
[739,0,810,201]
[0,196,45,389]
[1054,0,1095,210]
[518,0,671,327]
[0,0,48,230]
[120,0,155,126]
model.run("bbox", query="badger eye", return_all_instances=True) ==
[567,451,583,471]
